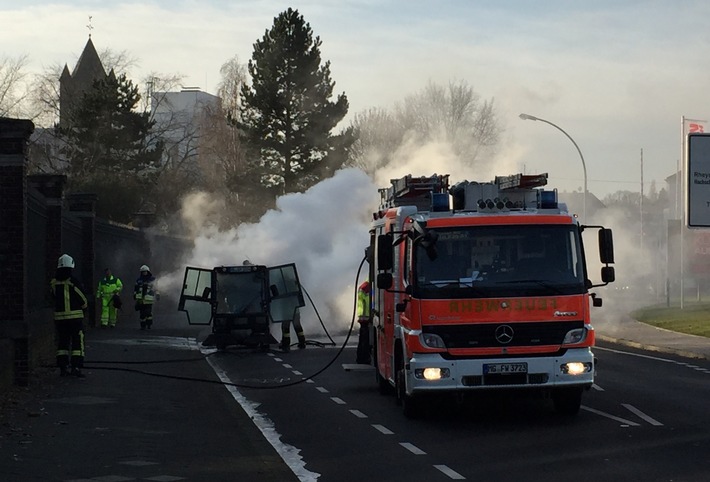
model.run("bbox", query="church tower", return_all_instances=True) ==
[59,37,108,128]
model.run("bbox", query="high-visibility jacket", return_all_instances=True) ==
[134,274,157,304]
[97,275,123,299]
[50,276,88,320]
[357,286,370,321]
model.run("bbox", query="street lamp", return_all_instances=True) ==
[519,113,587,222]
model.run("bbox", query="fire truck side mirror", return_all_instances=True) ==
[377,234,394,271]
[377,272,393,290]
[601,266,615,284]
[599,228,614,264]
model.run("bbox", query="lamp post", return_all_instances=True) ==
[519,113,587,222]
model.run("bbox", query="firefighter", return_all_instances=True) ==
[96,267,123,328]
[134,264,157,330]
[356,280,372,364]
[50,254,88,377]
[281,306,307,352]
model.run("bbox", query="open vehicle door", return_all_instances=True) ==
[268,263,306,323]
[178,267,213,325]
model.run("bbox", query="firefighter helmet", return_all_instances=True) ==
[57,254,75,269]
[140,264,150,272]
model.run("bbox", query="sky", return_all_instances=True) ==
[3,0,710,199]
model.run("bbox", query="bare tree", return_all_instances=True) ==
[217,55,247,122]
[348,107,404,175]
[98,48,139,77]
[395,80,499,161]
[0,54,30,117]
[348,79,500,175]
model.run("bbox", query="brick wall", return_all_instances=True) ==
[0,117,34,386]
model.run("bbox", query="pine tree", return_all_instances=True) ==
[62,72,163,222]
[238,8,351,195]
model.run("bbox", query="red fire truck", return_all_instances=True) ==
[367,173,615,417]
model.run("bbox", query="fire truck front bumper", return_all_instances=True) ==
[404,348,595,395]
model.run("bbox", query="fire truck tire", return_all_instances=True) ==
[552,387,583,415]
[397,368,422,419]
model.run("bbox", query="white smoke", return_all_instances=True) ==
[162,168,378,337]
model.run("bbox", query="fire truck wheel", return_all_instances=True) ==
[552,387,583,415]
[397,368,422,419]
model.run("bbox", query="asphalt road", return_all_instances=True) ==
[211,338,710,482]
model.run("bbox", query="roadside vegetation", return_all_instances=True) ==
[632,302,710,338]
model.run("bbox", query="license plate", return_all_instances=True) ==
[483,363,528,374]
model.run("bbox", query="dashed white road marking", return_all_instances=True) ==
[315,386,329,393]
[372,424,394,435]
[282,363,293,369]
[581,405,640,426]
[592,384,604,391]
[267,353,275,357]
[434,464,466,480]
[349,409,368,418]
[306,379,315,384]
[622,403,663,426]
[292,370,303,375]
[331,397,346,405]
[400,442,426,455]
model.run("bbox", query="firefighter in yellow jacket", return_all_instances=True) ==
[356,280,371,364]
[96,267,123,328]
[50,254,88,377]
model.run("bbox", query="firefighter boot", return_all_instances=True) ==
[280,335,291,352]
[297,332,306,349]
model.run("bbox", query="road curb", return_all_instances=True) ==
[596,334,709,361]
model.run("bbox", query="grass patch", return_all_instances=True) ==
[631,302,710,338]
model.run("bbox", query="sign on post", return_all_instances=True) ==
[686,133,710,227]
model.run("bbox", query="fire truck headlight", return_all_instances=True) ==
[420,333,446,349]
[561,362,592,375]
[562,327,587,345]
[415,367,450,380]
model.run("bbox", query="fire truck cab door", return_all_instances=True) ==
[268,263,306,323]
[178,267,213,325]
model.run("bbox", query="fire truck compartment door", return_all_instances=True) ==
[268,263,306,323]
[178,267,213,325]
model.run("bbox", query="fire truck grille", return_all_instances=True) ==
[423,321,584,348]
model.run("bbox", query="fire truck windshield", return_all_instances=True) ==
[412,224,586,298]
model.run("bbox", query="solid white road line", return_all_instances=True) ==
[204,354,319,482]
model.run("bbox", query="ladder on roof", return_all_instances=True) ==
[380,174,450,208]
[494,173,548,190]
